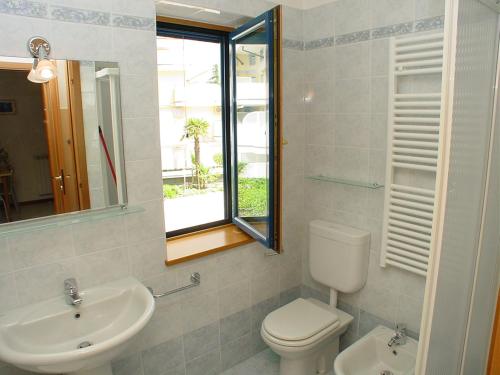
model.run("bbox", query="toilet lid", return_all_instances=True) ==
[262,298,339,341]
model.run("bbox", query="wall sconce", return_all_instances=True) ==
[27,36,57,83]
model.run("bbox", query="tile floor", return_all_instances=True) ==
[222,349,335,375]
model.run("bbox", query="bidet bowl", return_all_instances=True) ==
[334,325,418,375]
[0,277,155,374]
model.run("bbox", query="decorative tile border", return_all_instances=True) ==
[51,6,109,26]
[304,36,334,50]
[335,30,370,46]
[283,38,304,51]
[285,15,445,51]
[415,15,445,32]
[371,21,413,40]
[0,0,47,18]
[0,0,155,31]
[112,14,155,30]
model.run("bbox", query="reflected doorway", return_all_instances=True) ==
[0,60,90,223]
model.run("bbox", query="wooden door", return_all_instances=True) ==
[67,61,90,210]
[41,61,88,214]
[41,77,66,213]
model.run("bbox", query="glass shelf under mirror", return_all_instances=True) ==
[0,205,144,237]
[306,175,384,189]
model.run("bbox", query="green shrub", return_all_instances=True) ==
[163,184,182,199]
[213,153,223,167]
[238,178,267,217]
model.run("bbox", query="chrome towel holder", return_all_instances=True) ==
[147,272,201,299]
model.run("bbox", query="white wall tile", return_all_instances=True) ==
[0,15,52,57]
[126,158,163,203]
[9,227,75,270]
[120,74,159,119]
[140,302,184,350]
[125,199,165,244]
[303,2,335,42]
[122,117,161,162]
[180,291,220,333]
[111,0,155,17]
[250,268,280,305]
[14,259,77,305]
[305,114,335,146]
[218,280,251,318]
[72,216,126,255]
[371,0,415,28]
[128,237,167,280]
[76,246,130,288]
[50,22,112,61]
[415,0,445,19]
[0,238,13,275]
[335,0,371,35]
[279,254,302,291]
[334,78,370,114]
[335,42,371,79]
[334,114,370,148]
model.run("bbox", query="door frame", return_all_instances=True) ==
[0,61,60,213]
[0,60,90,214]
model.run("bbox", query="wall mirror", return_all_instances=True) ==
[0,57,126,225]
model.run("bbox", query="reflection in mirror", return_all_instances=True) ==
[0,57,126,224]
[234,24,270,240]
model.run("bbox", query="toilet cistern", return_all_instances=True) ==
[261,220,371,375]
[64,278,83,306]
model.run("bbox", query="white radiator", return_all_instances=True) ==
[380,31,444,277]
[35,155,53,197]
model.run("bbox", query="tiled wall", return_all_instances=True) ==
[0,0,304,374]
[80,61,106,208]
[0,0,447,373]
[299,0,445,346]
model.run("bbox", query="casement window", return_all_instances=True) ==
[156,7,282,262]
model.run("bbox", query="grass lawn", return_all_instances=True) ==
[163,177,268,218]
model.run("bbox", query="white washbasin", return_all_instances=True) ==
[0,277,155,375]
[334,325,418,375]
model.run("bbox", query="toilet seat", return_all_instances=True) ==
[262,298,340,348]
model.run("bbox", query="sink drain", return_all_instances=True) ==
[380,371,394,375]
[77,341,93,349]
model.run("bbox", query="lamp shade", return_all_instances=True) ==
[35,59,56,80]
[27,59,56,83]
[27,68,48,83]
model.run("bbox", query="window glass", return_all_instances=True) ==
[233,25,270,239]
[157,36,226,233]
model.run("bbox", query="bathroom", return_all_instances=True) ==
[0,0,499,374]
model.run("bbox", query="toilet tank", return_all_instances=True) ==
[309,220,370,293]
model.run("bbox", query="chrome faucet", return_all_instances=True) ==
[388,323,407,347]
[64,278,83,306]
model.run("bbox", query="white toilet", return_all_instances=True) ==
[261,220,370,375]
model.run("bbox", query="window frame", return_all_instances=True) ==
[229,8,280,250]
[157,21,233,238]
[157,7,282,254]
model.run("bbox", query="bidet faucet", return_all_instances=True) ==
[64,278,83,306]
[387,323,407,347]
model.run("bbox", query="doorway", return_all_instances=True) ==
[0,60,90,223]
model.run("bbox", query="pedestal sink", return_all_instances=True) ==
[0,277,155,375]
[334,325,418,375]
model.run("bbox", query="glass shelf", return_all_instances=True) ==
[306,175,384,189]
[0,205,145,237]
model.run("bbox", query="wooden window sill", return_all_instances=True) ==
[165,224,254,266]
